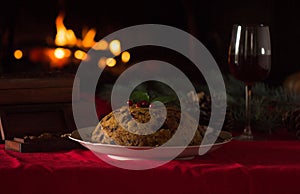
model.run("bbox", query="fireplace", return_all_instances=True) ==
[1,0,210,82]
[1,0,300,85]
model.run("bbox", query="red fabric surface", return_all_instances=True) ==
[1,140,300,194]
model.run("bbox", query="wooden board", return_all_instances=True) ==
[0,77,79,105]
[5,138,84,153]
[0,77,78,89]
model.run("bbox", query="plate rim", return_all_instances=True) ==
[69,134,232,150]
[69,129,232,160]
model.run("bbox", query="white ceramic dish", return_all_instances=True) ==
[69,127,232,160]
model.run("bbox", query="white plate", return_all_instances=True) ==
[69,127,232,160]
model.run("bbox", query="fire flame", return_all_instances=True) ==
[42,11,130,68]
[54,11,97,49]
[55,12,77,47]
[81,28,97,48]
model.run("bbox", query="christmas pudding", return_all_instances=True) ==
[91,103,232,147]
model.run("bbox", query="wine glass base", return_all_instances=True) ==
[234,132,266,141]
[234,134,254,141]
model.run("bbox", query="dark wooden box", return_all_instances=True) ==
[0,75,82,152]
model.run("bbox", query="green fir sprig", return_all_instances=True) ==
[224,74,300,133]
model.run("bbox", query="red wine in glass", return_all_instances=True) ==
[228,24,271,140]
[228,55,271,85]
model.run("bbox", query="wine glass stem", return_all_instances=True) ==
[244,84,253,137]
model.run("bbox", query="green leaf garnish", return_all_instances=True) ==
[130,91,150,103]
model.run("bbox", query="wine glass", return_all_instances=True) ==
[228,24,271,140]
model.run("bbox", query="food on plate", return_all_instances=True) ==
[91,104,232,147]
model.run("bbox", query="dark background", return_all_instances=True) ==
[1,0,300,85]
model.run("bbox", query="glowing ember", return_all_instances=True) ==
[14,50,23,59]
[47,48,70,68]
[106,58,116,67]
[92,40,108,50]
[109,40,121,56]
[98,57,107,69]
[121,51,130,63]
[54,48,66,59]
[74,50,88,60]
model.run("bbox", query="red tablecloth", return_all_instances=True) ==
[1,140,300,194]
